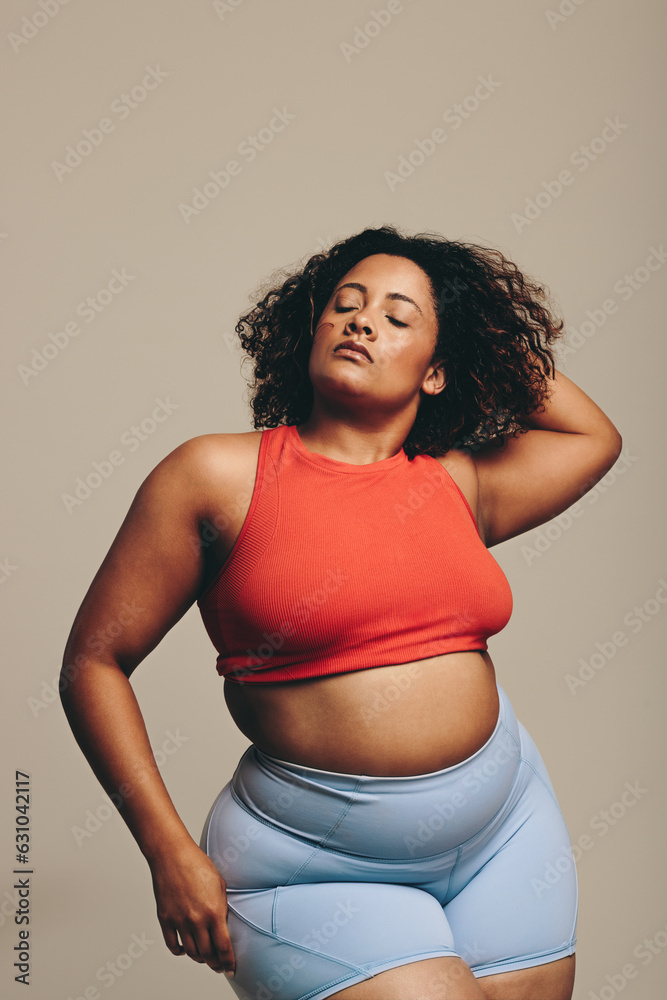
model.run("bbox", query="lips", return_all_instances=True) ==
[334,341,373,362]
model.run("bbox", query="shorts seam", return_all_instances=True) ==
[448,810,531,904]
[227,788,336,886]
[441,846,461,900]
[519,756,563,810]
[446,757,526,893]
[472,939,577,977]
[449,748,576,905]
[228,784,326,848]
[229,779,365,849]
[227,900,368,976]
[446,742,525,858]
[298,949,462,1000]
[285,776,366,885]
[499,717,522,754]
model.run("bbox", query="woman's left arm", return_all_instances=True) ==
[474,368,623,547]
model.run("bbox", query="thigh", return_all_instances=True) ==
[327,956,487,999]
[224,881,463,1000]
[324,956,576,1000]
[478,954,576,1000]
[442,722,578,979]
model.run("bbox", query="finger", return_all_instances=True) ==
[191,927,231,975]
[180,928,206,964]
[208,912,236,973]
[198,923,235,975]
[160,922,185,957]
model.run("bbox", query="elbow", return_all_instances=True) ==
[58,646,99,709]
[59,647,132,709]
[591,427,623,486]
[576,428,624,504]
[58,652,84,710]
[594,414,623,467]
[604,426,623,467]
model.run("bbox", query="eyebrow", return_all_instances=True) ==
[335,281,423,316]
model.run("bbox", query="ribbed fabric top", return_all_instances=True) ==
[197,424,513,683]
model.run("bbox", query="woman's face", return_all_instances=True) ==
[308,254,445,414]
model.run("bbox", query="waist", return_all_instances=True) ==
[230,682,521,860]
[224,650,501,776]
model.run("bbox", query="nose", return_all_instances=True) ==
[345,309,376,339]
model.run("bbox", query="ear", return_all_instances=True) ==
[421,360,446,396]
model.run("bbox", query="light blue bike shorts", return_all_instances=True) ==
[201,683,578,1000]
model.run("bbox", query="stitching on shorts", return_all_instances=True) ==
[445,758,526,892]
[447,753,577,912]
[228,784,321,845]
[297,949,463,1000]
[441,846,461,901]
[296,838,463,866]
[518,756,562,810]
[284,775,366,885]
[448,809,532,905]
[228,783,361,851]
[227,898,368,975]
[271,888,279,937]
[471,939,577,976]
[440,721,523,861]
[499,718,522,754]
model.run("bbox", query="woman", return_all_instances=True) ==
[61,226,621,1000]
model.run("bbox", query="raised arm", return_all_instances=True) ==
[60,436,236,978]
[474,368,622,547]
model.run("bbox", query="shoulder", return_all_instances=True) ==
[168,430,263,471]
[141,430,264,511]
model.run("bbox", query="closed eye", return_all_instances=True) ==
[334,306,407,328]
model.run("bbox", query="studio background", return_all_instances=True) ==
[1,1,665,998]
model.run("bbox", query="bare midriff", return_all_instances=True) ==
[223,651,500,777]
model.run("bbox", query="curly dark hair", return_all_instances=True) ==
[235,225,565,459]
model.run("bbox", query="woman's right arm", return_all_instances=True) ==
[60,436,236,978]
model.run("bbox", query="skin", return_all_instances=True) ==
[60,253,621,996]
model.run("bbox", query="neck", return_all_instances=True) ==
[296,402,416,465]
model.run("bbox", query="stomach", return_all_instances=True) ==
[223,649,500,777]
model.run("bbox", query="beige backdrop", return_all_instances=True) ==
[2,1,666,998]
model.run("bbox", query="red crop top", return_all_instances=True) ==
[197,423,513,683]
